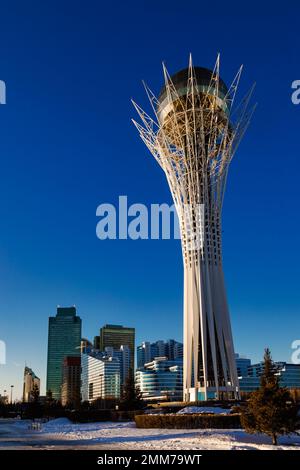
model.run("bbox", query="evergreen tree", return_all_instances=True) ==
[240,348,298,445]
[120,369,144,411]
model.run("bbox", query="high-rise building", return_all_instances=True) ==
[133,56,254,401]
[152,340,166,358]
[93,335,100,350]
[165,339,183,361]
[137,339,183,368]
[81,351,120,402]
[61,356,81,407]
[81,338,93,354]
[104,345,130,389]
[136,356,183,402]
[174,342,183,361]
[99,324,135,373]
[23,366,40,402]
[137,342,152,369]
[46,306,81,400]
[235,354,251,377]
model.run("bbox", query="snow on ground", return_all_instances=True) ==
[1,418,300,450]
[177,406,231,414]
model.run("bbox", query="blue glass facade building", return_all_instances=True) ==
[137,339,183,369]
[136,356,183,402]
[237,359,300,394]
[46,306,81,400]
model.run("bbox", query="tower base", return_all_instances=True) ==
[184,386,239,402]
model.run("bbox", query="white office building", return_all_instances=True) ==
[81,352,120,402]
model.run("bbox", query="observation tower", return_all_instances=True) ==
[132,55,255,401]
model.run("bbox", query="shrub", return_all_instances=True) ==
[68,409,144,423]
[67,409,111,423]
[135,413,241,429]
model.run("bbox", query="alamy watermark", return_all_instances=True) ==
[0,80,6,104]
[96,196,205,250]
[291,80,300,105]
[0,340,6,365]
[291,340,300,364]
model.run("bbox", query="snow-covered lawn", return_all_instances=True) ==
[0,418,299,450]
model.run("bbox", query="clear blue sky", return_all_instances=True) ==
[0,1,299,399]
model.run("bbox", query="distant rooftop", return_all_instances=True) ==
[56,306,77,317]
[24,366,39,380]
[102,324,134,330]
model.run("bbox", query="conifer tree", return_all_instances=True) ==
[241,348,298,445]
[120,369,144,411]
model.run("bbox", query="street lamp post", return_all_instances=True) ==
[10,385,14,404]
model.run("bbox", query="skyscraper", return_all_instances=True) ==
[104,345,130,389]
[46,306,81,400]
[133,56,255,401]
[137,339,183,368]
[93,335,100,350]
[137,341,151,369]
[23,366,40,402]
[61,356,81,407]
[99,324,135,374]
[235,354,251,378]
[81,338,93,354]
